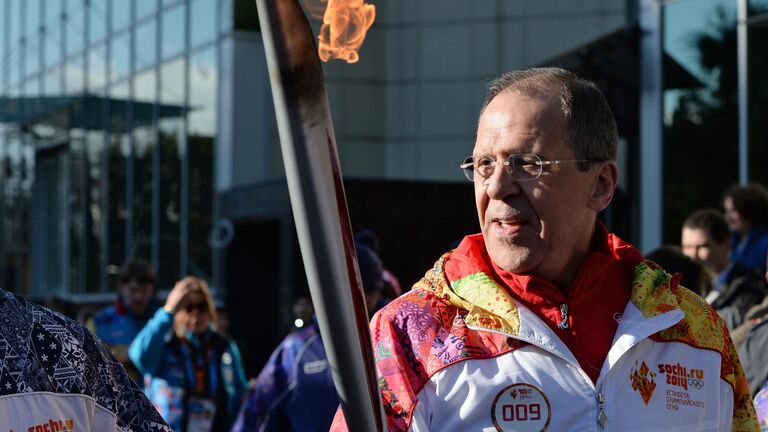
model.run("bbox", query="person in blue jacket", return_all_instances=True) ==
[89,257,160,383]
[129,276,247,432]
[231,241,385,432]
[723,183,768,275]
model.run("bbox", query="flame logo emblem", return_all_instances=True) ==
[630,361,657,405]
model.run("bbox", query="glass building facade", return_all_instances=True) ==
[661,0,768,242]
[0,0,229,296]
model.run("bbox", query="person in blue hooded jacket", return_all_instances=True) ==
[231,241,385,432]
[129,276,248,432]
[89,257,161,384]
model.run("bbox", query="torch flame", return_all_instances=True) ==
[306,0,375,64]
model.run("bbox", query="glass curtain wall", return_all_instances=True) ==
[747,0,768,186]
[662,0,768,243]
[0,0,221,297]
[662,0,739,242]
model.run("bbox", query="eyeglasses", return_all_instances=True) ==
[183,302,208,313]
[459,153,603,182]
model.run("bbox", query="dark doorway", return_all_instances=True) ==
[223,218,283,378]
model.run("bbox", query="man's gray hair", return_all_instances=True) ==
[480,67,618,169]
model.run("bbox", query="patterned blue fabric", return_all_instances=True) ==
[231,322,339,432]
[0,287,171,431]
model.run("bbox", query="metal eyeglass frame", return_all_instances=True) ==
[459,153,603,182]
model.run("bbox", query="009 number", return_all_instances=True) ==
[501,403,541,421]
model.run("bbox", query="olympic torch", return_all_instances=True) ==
[255,0,386,430]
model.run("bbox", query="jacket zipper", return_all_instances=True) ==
[558,303,569,329]
[596,392,608,428]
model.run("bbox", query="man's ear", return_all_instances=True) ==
[588,160,619,212]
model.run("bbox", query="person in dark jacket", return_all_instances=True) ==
[129,276,247,432]
[90,257,161,383]
[231,241,385,432]
[681,208,768,330]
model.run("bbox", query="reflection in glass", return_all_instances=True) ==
[65,2,86,56]
[112,0,131,33]
[65,55,85,96]
[132,70,157,261]
[44,0,62,68]
[111,31,131,82]
[747,3,768,185]
[158,58,184,289]
[85,129,104,292]
[189,47,216,279]
[88,43,108,92]
[89,0,108,43]
[136,0,158,21]
[221,0,233,34]
[43,66,62,96]
[161,4,186,60]
[108,81,129,270]
[662,0,737,242]
[191,0,216,48]
[135,18,158,72]
[8,0,20,87]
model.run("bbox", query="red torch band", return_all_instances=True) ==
[255,0,386,430]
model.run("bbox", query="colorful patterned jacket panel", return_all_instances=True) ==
[331,247,758,431]
[0,288,171,432]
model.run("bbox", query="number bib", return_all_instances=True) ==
[491,383,551,432]
[187,397,217,432]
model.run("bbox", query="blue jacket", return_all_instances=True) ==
[91,299,160,383]
[731,225,768,275]
[231,323,339,432]
[129,309,247,432]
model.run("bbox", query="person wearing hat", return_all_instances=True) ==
[231,241,385,432]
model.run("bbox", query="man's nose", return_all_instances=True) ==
[484,164,521,199]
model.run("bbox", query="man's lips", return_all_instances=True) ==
[490,217,528,235]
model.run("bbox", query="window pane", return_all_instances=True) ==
[220,0,233,33]
[161,4,185,60]
[189,47,216,278]
[89,0,108,43]
[110,31,130,82]
[65,55,85,96]
[136,0,158,21]
[135,18,157,71]
[132,69,157,261]
[747,4,768,185]
[108,81,129,271]
[65,1,85,55]
[43,0,62,67]
[84,129,104,292]
[158,58,185,288]
[43,65,61,96]
[87,42,108,92]
[191,0,216,47]
[662,0,738,242]
[24,0,40,77]
[111,0,131,32]
[8,0,20,86]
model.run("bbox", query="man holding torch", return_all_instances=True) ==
[331,67,758,431]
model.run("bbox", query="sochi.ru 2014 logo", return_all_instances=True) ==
[657,362,705,390]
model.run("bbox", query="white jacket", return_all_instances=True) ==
[331,234,758,432]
